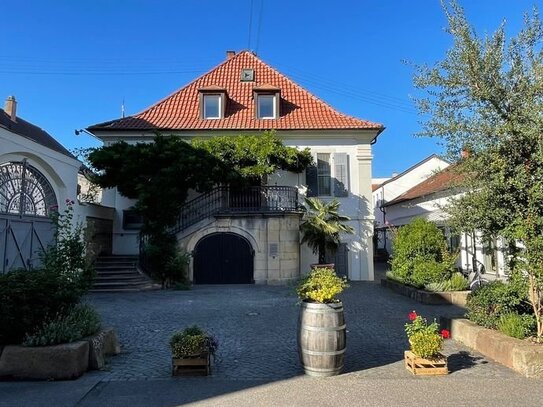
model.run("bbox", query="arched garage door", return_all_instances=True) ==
[193,233,254,284]
[0,161,57,273]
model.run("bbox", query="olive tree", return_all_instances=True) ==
[414,1,543,338]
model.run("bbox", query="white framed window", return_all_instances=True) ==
[306,152,350,198]
[317,153,332,196]
[203,94,221,119]
[257,94,276,119]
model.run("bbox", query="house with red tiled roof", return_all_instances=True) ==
[382,166,507,279]
[372,154,449,255]
[87,50,384,284]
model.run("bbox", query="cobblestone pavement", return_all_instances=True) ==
[86,266,516,382]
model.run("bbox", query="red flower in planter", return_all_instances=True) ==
[441,329,450,339]
[408,311,417,321]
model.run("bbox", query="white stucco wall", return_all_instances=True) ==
[0,127,80,217]
[0,126,114,236]
[95,129,378,281]
[385,191,508,279]
[372,156,450,230]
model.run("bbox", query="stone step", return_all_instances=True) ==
[89,284,160,293]
[94,263,136,270]
[95,262,137,267]
[95,275,148,282]
[95,270,141,276]
[91,280,153,289]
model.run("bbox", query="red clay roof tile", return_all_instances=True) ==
[88,51,383,132]
[384,166,464,206]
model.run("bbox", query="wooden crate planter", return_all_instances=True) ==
[172,352,210,376]
[404,350,448,376]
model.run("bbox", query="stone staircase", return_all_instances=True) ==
[91,255,158,292]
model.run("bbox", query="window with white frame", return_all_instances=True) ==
[203,94,221,119]
[306,152,350,197]
[257,94,276,119]
[317,153,332,196]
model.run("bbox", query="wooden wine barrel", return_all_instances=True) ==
[298,301,346,377]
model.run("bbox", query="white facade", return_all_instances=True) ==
[96,129,378,282]
[0,104,114,266]
[372,155,449,252]
[385,186,507,279]
[0,126,80,217]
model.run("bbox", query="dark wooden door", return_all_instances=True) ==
[326,243,349,279]
[194,233,254,284]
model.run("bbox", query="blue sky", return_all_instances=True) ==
[0,0,539,177]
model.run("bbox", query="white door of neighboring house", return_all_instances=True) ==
[0,161,57,273]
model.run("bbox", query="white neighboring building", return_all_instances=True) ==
[383,167,507,279]
[86,50,385,284]
[0,96,114,273]
[372,154,450,253]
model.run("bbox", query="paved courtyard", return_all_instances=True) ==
[86,278,512,382]
[2,265,542,406]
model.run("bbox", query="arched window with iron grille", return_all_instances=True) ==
[0,160,58,217]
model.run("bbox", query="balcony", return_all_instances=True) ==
[171,186,301,234]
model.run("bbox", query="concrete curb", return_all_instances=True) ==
[441,317,543,378]
[381,279,469,307]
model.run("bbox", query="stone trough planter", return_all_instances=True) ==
[0,328,120,381]
[441,317,543,378]
[381,279,470,307]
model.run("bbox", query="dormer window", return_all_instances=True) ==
[254,85,280,120]
[203,95,221,119]
[199,86,227,119]
[257,95,276,119]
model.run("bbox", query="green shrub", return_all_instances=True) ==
[296,267,348,303]
[386,270,405,283]
[143,233,190,289]
[23,304,101,347]
[170,325,218,358]
[410,258,451,288]
[390,218,456,287]
[466,281,531,329]
[0,269,83,345]
[425,272,469,292]
[497,313,536,340]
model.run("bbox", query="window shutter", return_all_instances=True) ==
[334,153,349,197]
[306,164,318,197]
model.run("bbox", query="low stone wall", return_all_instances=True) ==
[441,317,543,378]
[0,341,89,380]
[381,279,470,307]
[0,328,120,381]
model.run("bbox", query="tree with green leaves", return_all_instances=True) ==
[192,131,312,186]
[87,132,312,286]
[300,198,354,265]
[414,1,543,338]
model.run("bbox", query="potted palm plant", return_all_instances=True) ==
[300,197,354,268]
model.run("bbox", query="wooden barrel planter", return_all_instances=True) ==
[298,301,346,377]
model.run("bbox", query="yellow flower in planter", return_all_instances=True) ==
[405,311,450,359]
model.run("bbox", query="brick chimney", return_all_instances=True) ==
[4,96,16,122]
[226,50,236,60]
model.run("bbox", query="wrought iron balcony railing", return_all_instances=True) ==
[171,186,300,234]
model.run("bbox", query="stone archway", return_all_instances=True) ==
[193,232,254,284]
